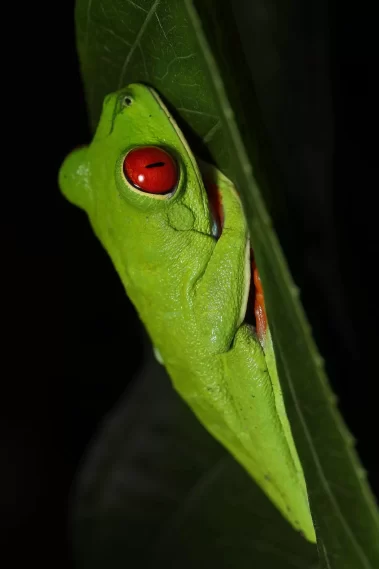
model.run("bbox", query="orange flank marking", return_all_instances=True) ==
[205,181,224,234]
[252,258,267,342]
[204,177,267,341]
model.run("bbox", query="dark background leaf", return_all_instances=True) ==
[73,354,319,569]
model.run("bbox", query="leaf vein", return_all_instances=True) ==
[125,0,148,13]
[117,0,161,88]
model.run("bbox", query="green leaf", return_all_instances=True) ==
[74,1,379,567]
[73,356,319,569]
[182,3,379,568]
[76,0,247,170]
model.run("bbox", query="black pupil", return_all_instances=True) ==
[145,161,165,169]
[124,97,132,106]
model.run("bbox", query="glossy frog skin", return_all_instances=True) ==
[59,83,315,542]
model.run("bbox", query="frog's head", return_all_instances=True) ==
[59,84,212,252]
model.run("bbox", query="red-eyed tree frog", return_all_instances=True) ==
[59,83,316,542]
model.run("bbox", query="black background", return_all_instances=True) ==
[2,1,378,566]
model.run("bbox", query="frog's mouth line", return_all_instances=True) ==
[203,178,266,340]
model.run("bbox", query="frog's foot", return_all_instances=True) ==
[198,159,267,346]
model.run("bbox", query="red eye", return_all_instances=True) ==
[123,146,178,194]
